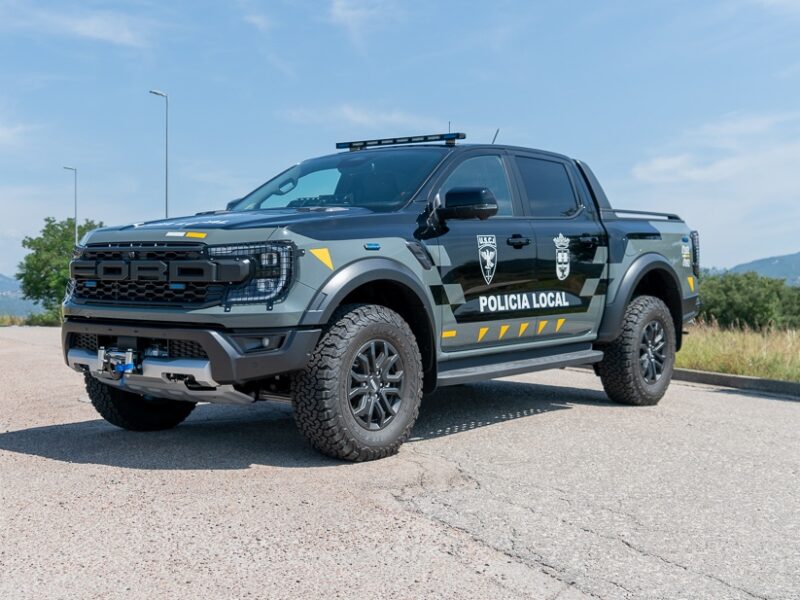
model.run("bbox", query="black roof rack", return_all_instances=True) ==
[336,132,466,151]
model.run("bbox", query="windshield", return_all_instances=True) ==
[231,148,448,213]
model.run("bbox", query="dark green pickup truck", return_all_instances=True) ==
[63,133,699,461]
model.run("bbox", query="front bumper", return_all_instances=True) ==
[62,319,321,385]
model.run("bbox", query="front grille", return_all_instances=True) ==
[69,241,292,308]
[74,280,225,305]
[72,333,99,352]
[68,332,208,360]
[168,339,208,359]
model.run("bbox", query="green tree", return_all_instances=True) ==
[779,285,800,329]
[698,271,786,329]
[16,217,102,315]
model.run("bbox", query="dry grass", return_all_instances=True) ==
[0,315,25,326]
[677,322,800,382]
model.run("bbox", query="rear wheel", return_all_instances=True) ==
[85,374,196,431]
[291,304,423,461]
[596,295,676,406]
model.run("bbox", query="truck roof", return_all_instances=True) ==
[330,142,574,163]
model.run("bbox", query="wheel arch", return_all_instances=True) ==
[300,258,438,393]
[597,254,684,350]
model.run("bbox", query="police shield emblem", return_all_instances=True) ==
[553,233,570,281]
[477,235,497,285]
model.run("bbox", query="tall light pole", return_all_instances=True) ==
[63,166,78,245]
[149,89,169,218]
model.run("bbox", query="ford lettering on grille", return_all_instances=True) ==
[70,258,248,283]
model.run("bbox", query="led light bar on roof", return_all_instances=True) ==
[336,132,466,151]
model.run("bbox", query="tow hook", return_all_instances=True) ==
[96,347,138,380]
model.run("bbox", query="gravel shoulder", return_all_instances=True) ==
[1,327,798,600]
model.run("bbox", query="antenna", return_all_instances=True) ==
[491,128,500,144]
[448,121,451,133]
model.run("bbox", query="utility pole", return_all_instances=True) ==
[63,166,78,244]
[149,89,169,218]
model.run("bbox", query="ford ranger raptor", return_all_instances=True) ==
[63,132,700,461]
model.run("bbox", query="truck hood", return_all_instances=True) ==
[102,206,375,232]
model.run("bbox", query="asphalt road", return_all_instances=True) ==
[1,327,798,600]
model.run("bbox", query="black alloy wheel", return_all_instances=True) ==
[639,320,667,384]
[349,339,405,431]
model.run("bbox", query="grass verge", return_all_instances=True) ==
[677,322,800,382]
[0,312,61,326]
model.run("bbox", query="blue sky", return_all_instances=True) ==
[0,0,799,275]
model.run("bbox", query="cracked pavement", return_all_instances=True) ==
[1,327,798,599]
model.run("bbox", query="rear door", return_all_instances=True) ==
[509,153,608,341]
[424,150,538,351]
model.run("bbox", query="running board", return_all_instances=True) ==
[437,348,604,387]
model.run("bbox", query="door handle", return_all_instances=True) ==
[506,234,531,248]
[579,235,600,247]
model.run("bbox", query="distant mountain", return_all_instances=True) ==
[0,273,19,293]
[730,251,800,286]
[0,274,41,316]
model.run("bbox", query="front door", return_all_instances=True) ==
[424,152,537,351]
[510,153,608,341]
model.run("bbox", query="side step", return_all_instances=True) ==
[437,347,604,387]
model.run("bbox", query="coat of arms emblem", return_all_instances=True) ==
[553,233,571,281]
[477,235,497,285]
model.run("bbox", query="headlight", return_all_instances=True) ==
[208,242,293,306]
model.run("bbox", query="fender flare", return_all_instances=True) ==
[299,257,437,330]
[596,253,684,346]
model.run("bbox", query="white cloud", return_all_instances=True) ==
[243,13,272,32]
[752,0,800,13]
[281,103,443,133]
[329,0,401,46]
[0,3,154,47]
[621,112,800,268]
[0,121,27,147]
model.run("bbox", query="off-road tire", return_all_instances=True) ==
[596,295,676,406]
[85,374,196,431]
[291,304,423,461]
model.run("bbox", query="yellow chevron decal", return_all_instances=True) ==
[477,327,489,342]
[498,324,509,339]
[687,276,695,292]
[556,318,566,332]
[442,330,457,339]
[537,320,548,334]
[518,322,529,337]
[309,248,334,270]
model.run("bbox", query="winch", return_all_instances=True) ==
[96,347,138,380]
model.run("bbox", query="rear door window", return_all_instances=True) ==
[515,156,580,218]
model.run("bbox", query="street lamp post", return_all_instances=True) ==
[149,89,169,218]
[63,166,77,245]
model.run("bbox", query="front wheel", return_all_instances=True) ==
[596,295,676,406]
[291,304,423,461]
[85,374,196,431]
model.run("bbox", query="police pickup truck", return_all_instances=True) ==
[63,133,700,461]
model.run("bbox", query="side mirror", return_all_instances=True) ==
[438,187,498,221]
[226,198,241,211]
